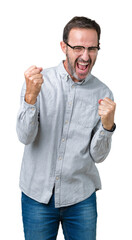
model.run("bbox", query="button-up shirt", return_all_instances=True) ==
[16,61,115,208]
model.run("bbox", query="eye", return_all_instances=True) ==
[74,46,84,52]
[88,47,97,51]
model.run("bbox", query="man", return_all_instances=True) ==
[17,16,116,240]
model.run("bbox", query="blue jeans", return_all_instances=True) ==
[21,189,97,240]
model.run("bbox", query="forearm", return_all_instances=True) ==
[90,122,115,163]
[16,66,43,144]
[16,98,39,145]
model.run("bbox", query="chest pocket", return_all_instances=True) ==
[72,99,98,128]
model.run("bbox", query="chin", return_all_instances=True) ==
[73,72,90,81]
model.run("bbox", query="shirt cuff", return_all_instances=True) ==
[23,99,37,109]
[99,124,116,138]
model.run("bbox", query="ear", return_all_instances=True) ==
[60,41,67,54]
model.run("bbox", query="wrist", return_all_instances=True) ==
[103,123,116,132]
[25,93,37,105]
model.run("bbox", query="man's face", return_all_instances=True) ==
[61,28,99,82]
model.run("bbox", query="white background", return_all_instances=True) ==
[0,0,131,239]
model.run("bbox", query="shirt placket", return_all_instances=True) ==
[54,81,76,207]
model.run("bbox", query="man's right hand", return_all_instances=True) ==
[24,65,44,104]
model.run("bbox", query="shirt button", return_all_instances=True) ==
[65,120,68,124]
[62,138,65,142]
[56,176,59,180]
[59,156,62,160]
[100,131,105,136]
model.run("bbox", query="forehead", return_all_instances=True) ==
[68,28,98,46]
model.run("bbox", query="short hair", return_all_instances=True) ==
[63,16,101,47]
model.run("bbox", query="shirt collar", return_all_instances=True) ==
[57,61,92,85]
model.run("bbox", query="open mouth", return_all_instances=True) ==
[76,62,89,73]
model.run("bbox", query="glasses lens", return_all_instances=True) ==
[89,47,98,54]
[74,46,84,55]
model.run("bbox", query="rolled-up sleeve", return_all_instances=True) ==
[16,83,39,145]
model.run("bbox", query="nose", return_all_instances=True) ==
[81,48,90,61]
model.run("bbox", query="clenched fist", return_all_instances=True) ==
[98,97,116,130]
[24,65,44,104]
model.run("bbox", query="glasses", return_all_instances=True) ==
[65,42,100,55]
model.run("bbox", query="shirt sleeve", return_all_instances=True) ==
[89,120,115,163]
[16,83,40,145]
[89,88,116,163]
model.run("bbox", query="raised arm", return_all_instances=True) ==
[16,66,43,145]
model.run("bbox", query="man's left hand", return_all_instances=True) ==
[98,97,116,130]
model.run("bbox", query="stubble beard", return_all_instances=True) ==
[66,53,94,81]
[66,54,84,81]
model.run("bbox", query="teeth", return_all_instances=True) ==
[77,62,88,66]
